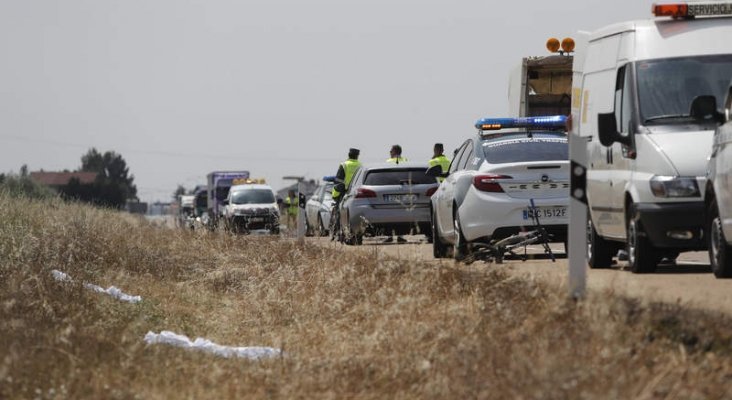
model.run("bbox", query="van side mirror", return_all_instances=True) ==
[425,164,448,178]
[222,199,229,205]
[598,112,631,147]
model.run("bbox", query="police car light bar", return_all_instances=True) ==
[475,115,568,131]
[322,176,336,182]
[653,2,732,18]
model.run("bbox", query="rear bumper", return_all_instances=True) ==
[459,188,569,242]
[635,202,705,250]
[347,204,431,236]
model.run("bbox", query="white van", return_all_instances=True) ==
[572,3,732,273]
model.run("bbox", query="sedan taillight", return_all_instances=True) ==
[473,174,512,192]
[425,187,438,197]
[355,188,377,198]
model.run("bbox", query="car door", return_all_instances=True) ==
[606,64,635,238]
[436,140,469,239]
[306,186,323,227]
[340,168,364,231]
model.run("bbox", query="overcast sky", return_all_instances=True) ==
[0,0,649,202]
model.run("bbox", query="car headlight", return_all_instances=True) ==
[649,176,700,198]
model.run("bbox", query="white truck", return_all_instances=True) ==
[573,2,732,273]
[508,39,574,118]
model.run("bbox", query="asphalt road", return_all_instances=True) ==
[312,236,732,315]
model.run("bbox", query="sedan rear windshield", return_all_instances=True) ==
[481,135,568,164]
[230,189,275,204]
[363,169,435,185]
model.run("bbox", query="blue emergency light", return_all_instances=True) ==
[322,176,336,182]
[475,115,568,131]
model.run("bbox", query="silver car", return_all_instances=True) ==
[305,182,334,236]
[338,162,439,245]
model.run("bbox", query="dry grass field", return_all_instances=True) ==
[3,192,732,399]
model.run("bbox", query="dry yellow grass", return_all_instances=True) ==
[2,192,732,399]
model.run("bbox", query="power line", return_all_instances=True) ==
[0,134,342,163]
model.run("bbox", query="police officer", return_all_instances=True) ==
[331,148,362,239]
[428,143,451,182]
[386,144,408,164]
[384,144,409,243]
[283,190,298,232]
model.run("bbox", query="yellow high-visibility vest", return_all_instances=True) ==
[386,156,408,164]
[284,196,298,216]
[332,158,362,199]
[428,154,451,182]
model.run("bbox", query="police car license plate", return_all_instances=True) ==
[523,206,567,220]
[249,217,264,222]
[384,194,417,203]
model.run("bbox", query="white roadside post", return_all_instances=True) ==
[297,181,306,244]
[569,129,587,298]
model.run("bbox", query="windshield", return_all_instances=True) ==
[363,169,436,185]
[481,134,568,164]
[637,55,732,124]
[230,189,275,205]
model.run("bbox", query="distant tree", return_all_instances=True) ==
[19,164,28,177]
[0,172,55,199]
[173,185,186,200]
[60,148,138,208]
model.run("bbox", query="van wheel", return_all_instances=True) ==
[708,200,732,278]
[587,213,613,268]
[453,210,468,261]
[627,205,661,273]
[432,211,449,258]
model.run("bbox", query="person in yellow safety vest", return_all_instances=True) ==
[386,144,408,164]
[331,148,362,239]
[332,148,362,200]
[385,144,409,243]
[284,190,298,232]
[428,143,451,183]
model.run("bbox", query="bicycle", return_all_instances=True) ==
[464,199,556,264]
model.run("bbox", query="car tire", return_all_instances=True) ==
[453,209,468,261]
[432,211,449,258]
[627,205,661,273]
[708,199,732,278]
[587,212,614,268]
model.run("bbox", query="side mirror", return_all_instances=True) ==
[222,199,229,205]
[426,164,448,178]
[598,112,631,147]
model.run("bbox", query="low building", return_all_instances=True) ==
[30,171,97,191]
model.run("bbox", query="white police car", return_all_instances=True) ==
[429,116,570,260]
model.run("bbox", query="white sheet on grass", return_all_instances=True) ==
[51,269,142,303]
[144,330,281,360]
